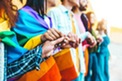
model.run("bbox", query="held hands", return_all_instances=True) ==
[41,29,81,58]
[41,28,65,58]
[86,33,97,48]
[41,28,64,42]
[42,37,64,58]
[96,36,103,44]
[61,32,81,49]
[41,29,81,49]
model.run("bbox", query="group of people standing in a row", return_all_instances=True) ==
[0,0,110,81]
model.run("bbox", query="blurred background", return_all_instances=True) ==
[88,0,122,81]
[89,0,122,42]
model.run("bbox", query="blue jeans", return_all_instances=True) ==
[85,53,102,81]
[0,43,7,81]
[97,54,109,81]
[73,73,84,81]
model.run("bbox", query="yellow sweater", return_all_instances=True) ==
[0,9,10,31]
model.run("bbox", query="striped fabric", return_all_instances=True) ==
[17,56,61,81]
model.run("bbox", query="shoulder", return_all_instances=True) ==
[48,6,63,16]
[48,6,61,12]
[103,35,110,40]
[18,6,38,20]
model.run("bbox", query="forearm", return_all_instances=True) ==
[79,32,90,42]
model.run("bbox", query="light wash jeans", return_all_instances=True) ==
[85,53,102,81]
[97,53,109,81]
[0,43,6,81]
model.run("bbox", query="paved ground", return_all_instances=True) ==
[109,42,122,81]
[109,32,122,81]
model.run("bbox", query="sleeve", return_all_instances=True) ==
[107,36,110,44]
[79,32,89,42]
[7,45,43,79]
[23,34,42,50]
[104,36,110,46]
[91,29,97,39]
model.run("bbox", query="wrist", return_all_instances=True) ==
[41,44,46,58]
[41,35,46,43]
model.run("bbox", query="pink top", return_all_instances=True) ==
[74,14,86,33]
[74,14,89,51]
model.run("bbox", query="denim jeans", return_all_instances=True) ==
[85,53,102,81]
[97,53,109,81]
[0,43,7,81]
